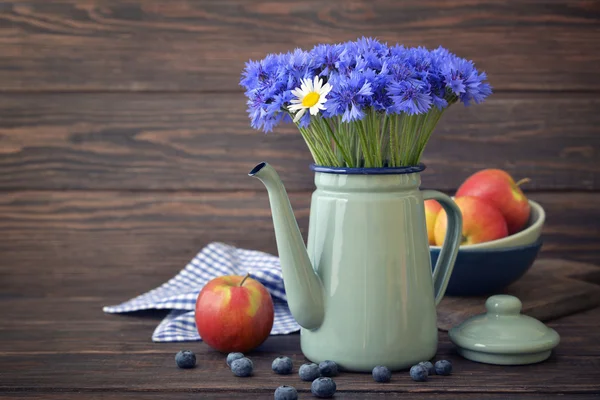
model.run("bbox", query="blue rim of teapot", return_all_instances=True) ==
[310,163,426,175]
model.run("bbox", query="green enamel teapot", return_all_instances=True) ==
[250,162,462,371]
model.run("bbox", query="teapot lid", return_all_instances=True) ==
[448,295,560,365]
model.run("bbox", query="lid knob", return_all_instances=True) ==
[485,295,522,316]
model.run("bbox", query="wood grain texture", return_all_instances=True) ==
[0,308,599,393]
[0,342,597,393]
[0,350,597,392]
[3,394,599,400]
[1,0,598,396]
[1,298,599,356]
[438,259,600,331]
[1,92,598,191]
[0,191,598,300]
[0,0,598,92]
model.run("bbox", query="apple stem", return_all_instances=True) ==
[239,273,250,287]
[515,177,531,187]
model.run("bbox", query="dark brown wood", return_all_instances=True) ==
[1,93,598,191]
[2,298,599,356]
[0,1,598,92]
[0,390,591,397]
[0,191,599,300]
[0,341,598,392]
[0,308,599,393]
[0,394,598,400]
[438,259,600,331]
[0,187,598,396]
[1,2,598,396]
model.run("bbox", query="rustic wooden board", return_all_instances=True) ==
[1,297,598,357]
[0,191,598,299]
[0,1,598,92]
[0,0,597,397]
[438,259,600,331]
[2,394,598,400]
[0,308,599,393]
[1,93,598,191]
[1,303,599,395]
[0,339,598,392]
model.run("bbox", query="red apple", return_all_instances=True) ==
[434,196,508,246]
[456,169,531,234]
[424,199,442,245]
[195,274,274,353]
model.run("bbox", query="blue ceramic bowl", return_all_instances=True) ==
[430,200,545,296]
[430,239,543,296]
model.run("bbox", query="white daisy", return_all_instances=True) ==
[288,76,332,123]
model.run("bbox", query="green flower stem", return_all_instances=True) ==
[320,117,353,167]
[399,114,413,166]
[352,123,361,166]
[307,120,339,166]
[390,114,399,166]
[415,107,445,161]
[387,115,395,166]
[367,110,381,167]
[370,110,383,167]
[299,124,333,166]
[379,112,388,160]
[407,113,427,165]
[293,105,450,168]
[297,125,322,164]
[356,120,374,167]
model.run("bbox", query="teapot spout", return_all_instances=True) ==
[249,162,324,330]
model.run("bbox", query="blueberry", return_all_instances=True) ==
[226,352,244,367]
[311,377,337,398]
[272,356,293,375]
[231,357,253,377]
[299,362,321,381]
[372,365,391,383]
[174,350,196,369]
[274,385,298,400]
[418,361,435,375]
[435,359,453,376]
[409,364,428,382]
[318,360,338,377]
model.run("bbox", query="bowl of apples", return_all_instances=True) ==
[428,169,545,296]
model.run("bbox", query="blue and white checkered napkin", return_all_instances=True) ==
[103,242,300,342]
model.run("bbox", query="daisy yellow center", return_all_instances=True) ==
[302,92,320,107]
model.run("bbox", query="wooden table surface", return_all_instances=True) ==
[1,1,599,398]
[0,291,599,399]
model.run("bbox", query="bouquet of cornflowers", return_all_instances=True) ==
[241,37,491,168]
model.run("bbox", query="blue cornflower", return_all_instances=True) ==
[240,38,491,132]
[241,54,289,132]
[310,43,344,76]
[354,37,389,72]
[241,51,313,132]
[387,80,432,115]
[240,54,284,95]
[405,47,434,75]
[442,56,492,106]
[387,57,420,86]
[364,66,392,111]
[355,37,389,57]
[283,49,315,90]
[326,71,373,122]
[267,91,294,121]
[335,41,361,76]
[246,93,284,133]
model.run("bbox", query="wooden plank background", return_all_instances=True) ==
[0,1,598,268]
[1,93,598,191]
[0,0,599,395]
[0,1,599,92]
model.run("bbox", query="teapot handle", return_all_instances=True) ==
[422,191,463,305]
